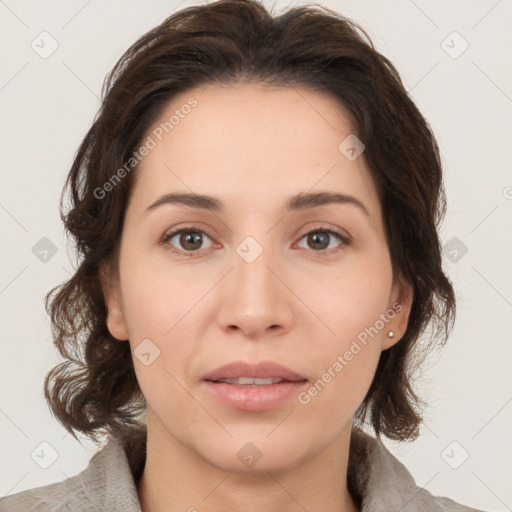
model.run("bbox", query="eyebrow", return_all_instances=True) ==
[145,191,370,217]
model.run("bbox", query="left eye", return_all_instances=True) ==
[296,229,347,252]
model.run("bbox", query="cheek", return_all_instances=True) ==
[310,353,379,442]
[121,271,200,423]
[293,256,392,409]
[296,298,383,427]
[298,252,393,346]
[119,254,209,340]
[119,260,208,395]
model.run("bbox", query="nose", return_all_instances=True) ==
[216,238,294,340]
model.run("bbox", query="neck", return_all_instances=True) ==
[137,411,360,512]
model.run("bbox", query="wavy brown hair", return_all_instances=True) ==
[44,0,455,475]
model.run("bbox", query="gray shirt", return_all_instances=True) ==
[0,427,486,511]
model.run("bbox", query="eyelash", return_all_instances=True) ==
[160,225,351,257]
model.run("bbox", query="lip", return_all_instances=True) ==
[201,360,307,382]
[201,360,308,412]
[201,380,308,411]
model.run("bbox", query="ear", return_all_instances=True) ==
[98,262,130,341]
[382,278,414,350]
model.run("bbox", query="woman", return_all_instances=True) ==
[0,0,487,510]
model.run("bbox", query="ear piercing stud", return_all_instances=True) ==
[387,331,395,338]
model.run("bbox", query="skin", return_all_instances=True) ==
[100,82,413,512]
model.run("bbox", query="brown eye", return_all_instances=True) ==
[163,229,213,254]
[306,232,330,250]
[296,228,350,253]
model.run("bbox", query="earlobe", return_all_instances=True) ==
[98,262,130,341]
[106,308,130,342]
[382,281,414,350]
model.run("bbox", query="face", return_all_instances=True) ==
[101,82,412,473]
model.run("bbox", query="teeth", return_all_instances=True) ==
[215,377,284,385]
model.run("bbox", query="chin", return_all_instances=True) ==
[197,434,310,474]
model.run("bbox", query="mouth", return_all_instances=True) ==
[202,360,307,382]
[201,379,308,411]
[201,361,308,411]
[206,377,305,385]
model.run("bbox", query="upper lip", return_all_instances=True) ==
[202,361,307,382]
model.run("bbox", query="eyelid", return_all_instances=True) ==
[294,222,351,244]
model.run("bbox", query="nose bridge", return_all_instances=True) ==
[233,233,280,304]
[219,232,291,335]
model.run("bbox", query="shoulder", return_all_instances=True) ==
[0,477,76,512]
[0,436,142,512]
[349,427,489,512]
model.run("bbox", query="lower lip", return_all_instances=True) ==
[201,380,308,411]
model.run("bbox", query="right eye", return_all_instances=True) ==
[161,228,215,256]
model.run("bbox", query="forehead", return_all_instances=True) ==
[130,82,381,227]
